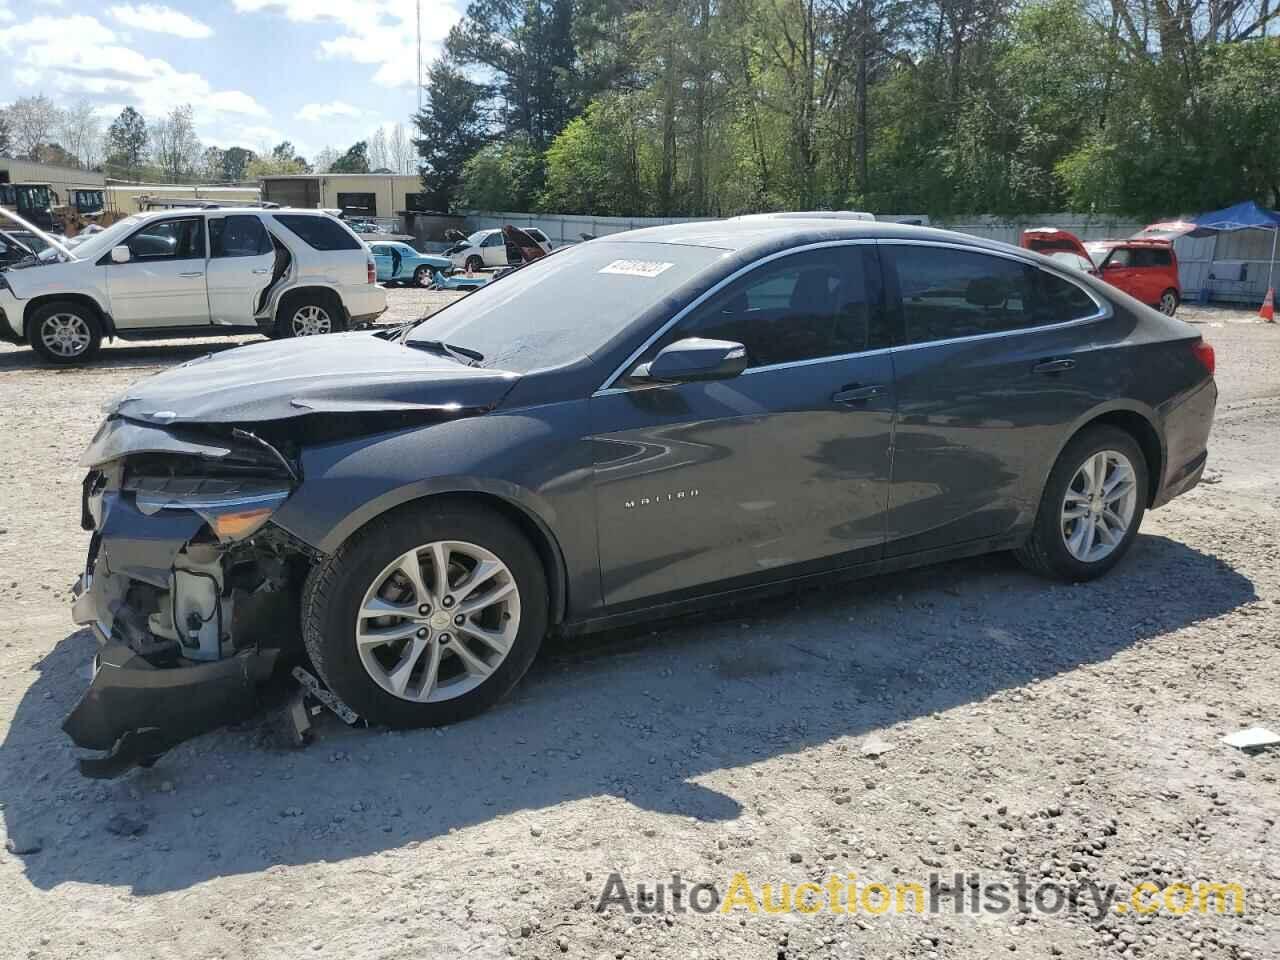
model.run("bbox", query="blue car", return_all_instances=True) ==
[368,241,452,286]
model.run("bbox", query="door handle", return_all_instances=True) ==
[251,268,271,274]
[1032,358,1076,374]
[179,271,204,278]
[832,384,887,404]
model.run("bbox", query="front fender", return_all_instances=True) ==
[269,403,602,616]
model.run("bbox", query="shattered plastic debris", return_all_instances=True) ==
[861,735,895,757]
[1221,726,1280,751]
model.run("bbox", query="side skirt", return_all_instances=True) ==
[558,532,1025,638]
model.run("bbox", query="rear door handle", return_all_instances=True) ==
[1032,358,1076,374]
[832,384,887,404]
[179,271,204,278]
[251,268,271,274]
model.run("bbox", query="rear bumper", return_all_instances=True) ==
[1153,377,1217,508]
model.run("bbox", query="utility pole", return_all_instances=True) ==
[416,0,423,113]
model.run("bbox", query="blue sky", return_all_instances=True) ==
[0,1,464,161]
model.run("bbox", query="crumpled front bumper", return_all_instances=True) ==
[62,632,277,778]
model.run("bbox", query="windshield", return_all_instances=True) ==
[464,230,491,246]
[16,186,51,210]
[66,215,147,261]
[408,240,728,373]
[1046,250,1095,272]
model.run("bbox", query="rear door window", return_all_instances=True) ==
[209,215,272,258]
[887,245,1097,344]
[1133,247,1172,268]
[272,214,362,251]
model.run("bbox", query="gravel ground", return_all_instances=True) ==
[0,294,1277,960]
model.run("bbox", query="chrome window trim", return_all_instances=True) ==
[591,236,1110,397]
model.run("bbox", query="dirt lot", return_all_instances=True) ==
[0,296,1277,960]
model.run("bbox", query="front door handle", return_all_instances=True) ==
[179,271,204,278]
[833,384,887,404]
[251,268,271,274]
[1032,358,1076,374]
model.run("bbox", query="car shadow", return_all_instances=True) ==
[0,339,255,373]
[0,534,1254,894]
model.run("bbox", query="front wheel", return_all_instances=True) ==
[300,502,548,727]
[29,301,102,365]
[1158,289,1179,315]
[1015,425,1148,581]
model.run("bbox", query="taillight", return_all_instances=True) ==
[1191,339,1215,376]
[367,261,376,284]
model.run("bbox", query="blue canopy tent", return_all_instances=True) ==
[1189,200,1280,298]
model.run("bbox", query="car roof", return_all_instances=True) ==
[604,218,1012,256]
[132,207,334,221]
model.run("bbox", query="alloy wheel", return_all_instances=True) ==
[291,304,332,336]
[354,540,521,703]
[40,313,92,358]
[1060,450,1139,563]
[1159,291,1178,315]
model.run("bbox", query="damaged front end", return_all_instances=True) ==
[65,417,316,777]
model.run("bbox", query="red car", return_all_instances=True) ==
[1021,229,1182,315]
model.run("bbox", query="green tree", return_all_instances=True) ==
[458,136,545,210]
[223,146,258,180]
[414,57,490,211]
[330,140,370,174]
[270,141,310,173]
[540,93,651,215]
[106,106,149,180]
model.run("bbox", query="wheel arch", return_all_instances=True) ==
[23,292,113,339]
[306,484,570,627]
[1049,403,1165,506]
[271,284,347,323]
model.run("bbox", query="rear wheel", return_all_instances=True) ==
[1015,425,1148,581]
[1158,289,1179,315]
[465,255,484,274]
[29,301,102,365]
[276,292,346,338]
[301,502,547,727]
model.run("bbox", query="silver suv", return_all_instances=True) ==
[0,208,386,364]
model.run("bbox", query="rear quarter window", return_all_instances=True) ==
[272,214,362,251]
[1133,248,1173,268]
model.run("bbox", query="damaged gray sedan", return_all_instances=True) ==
[66,220,1216,776]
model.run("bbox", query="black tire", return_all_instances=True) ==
[300,501,548,727]
[1158,288,1179,316]
[413,266,432,287]
[1015,425,1148,581]
[28,301,102,365]
[274,290,347,339]
[465,255,484,273]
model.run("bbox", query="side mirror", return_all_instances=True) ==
[110,245,131,264]
[634,337,748,383]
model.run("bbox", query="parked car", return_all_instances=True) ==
[447,227,553,272]
[0,227,36,268]
[65,219,1216,775]
[369,241,452,286]
[0,208,386,364]
[1021,228,1182,315]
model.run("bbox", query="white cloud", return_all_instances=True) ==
[232,0,461,88]
[0,15,267,125]
[108,4,212,39]
[297,100,362,122]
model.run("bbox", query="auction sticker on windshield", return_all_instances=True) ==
[599,259,674,278]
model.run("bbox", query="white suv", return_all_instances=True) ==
[447,227,552,272]
[0,207,386,364]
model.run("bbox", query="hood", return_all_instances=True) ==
[0,207,74,262]
[113,331,521,425]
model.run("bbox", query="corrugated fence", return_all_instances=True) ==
[460,210,1277,304]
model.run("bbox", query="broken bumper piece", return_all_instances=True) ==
[63,641,278,778]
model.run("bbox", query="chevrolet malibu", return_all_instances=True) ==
[65,220,1217,775]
